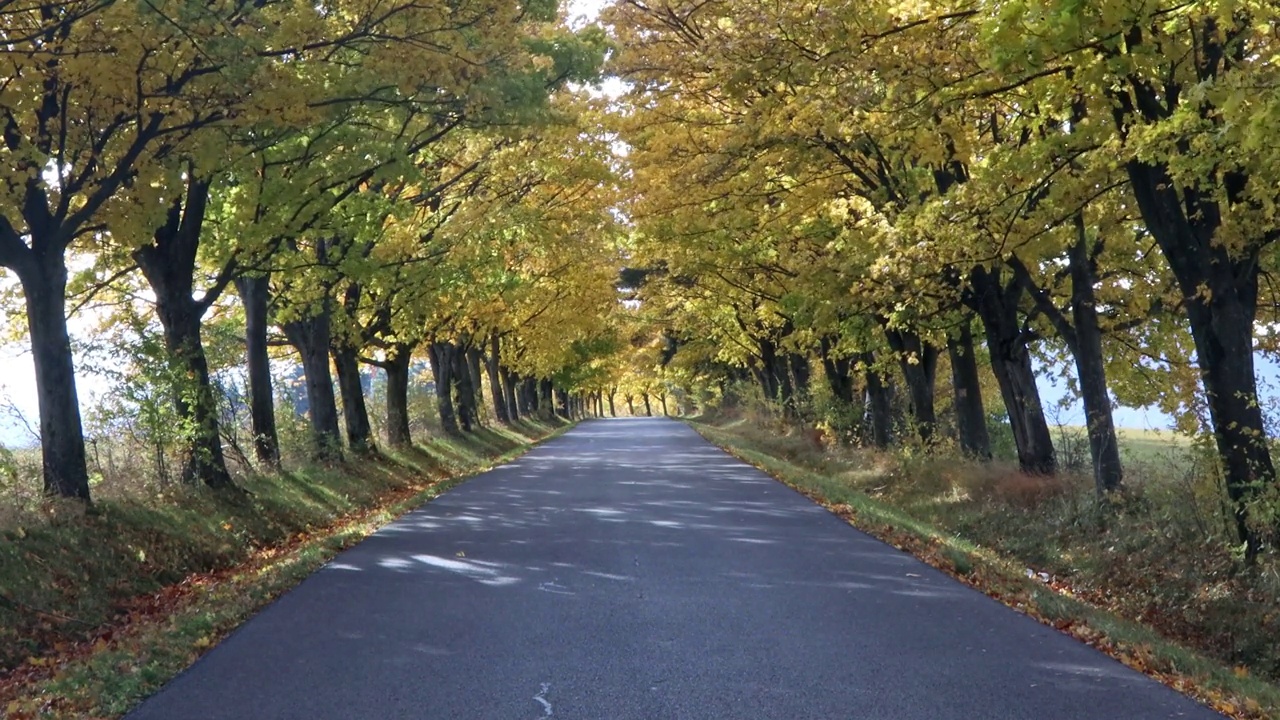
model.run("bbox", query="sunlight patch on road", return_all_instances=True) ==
[411,553,519,586]
[533,682,553,717]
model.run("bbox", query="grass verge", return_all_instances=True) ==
[0,419,571,719]
[690,417,1280,720]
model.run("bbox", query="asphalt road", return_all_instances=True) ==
[125,418,1222,720]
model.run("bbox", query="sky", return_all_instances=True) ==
[568,0,608,25]
[0,0,1201,445]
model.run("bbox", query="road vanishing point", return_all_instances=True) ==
[125,418,1222,720]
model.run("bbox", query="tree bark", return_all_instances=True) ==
[283,310,342,462]
[884,328,938,443]
[626,395,635,415]
[1069,257,1124,493]
[235,275,279,468]
[967,266,1056,474]
[1009,215,1122,492]
[771,349,796,414]
[819,337,855,405]
[427,342,460,434]
[555,387,570,419]
[451,344,476,432]
[861,352,894,449]
[329,282,374,453]
[134,178,233,487]
[643,393,653,417]
[466,345,485,425]
[947,321,992,459]
[486,336,510,423]
[1126,158,1272,552]
[789,354,812,397]
[539,379,555,419]
[384,343,414,448]
[20,257,90,499]
[521,377,538,416]
[501,367,520,422]
[145,280,234,486]
[756,338,781,403]
[332,343,374,453]
[1111,25,1274,557]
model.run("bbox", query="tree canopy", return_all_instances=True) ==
[2,0,1280,559]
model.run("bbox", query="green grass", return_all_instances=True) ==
[0,419,569,719]
[690,416,1280,719]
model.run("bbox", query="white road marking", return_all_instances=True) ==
[533,683,553,716]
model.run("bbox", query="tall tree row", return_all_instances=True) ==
[604,0,1280,554]
[0,2,620,501]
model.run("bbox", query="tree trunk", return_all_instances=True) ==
[789,354,812,397]
[521,377,538,416]
[1069,267,1124,494]
[607,389,617,417]
[486,336,510,423]
[20,260,90,500]
[947,321,992,459]
[330,282,374,453]
[555,388,570,419]
[283,311,343,462]
[643,393,653,417]
[235,275,279,468]
[384,343,414,448]
[146,283,234,487]
[134,181,234,488]
[501,368,521,422]
[771,349,795,414]
[466,345,485,425]
[1126,159,1272,554]
[885,328,938,443]
[626,395,635,415]
[819,337,855,404]
[861,352,894,449]
[332,343,374,453]
[967,267,1056,474]
[1065,214,1124,495]
[1008,219,1123,492]
[451,344,476,432]
[539,379,555,419]
[427,342,460,434]
[756,339,781,403]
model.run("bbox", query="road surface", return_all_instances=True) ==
[126,418,1221,719]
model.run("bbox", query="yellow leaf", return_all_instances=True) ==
[194,636,212,649]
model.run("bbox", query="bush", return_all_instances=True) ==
[985,412,1018,462]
